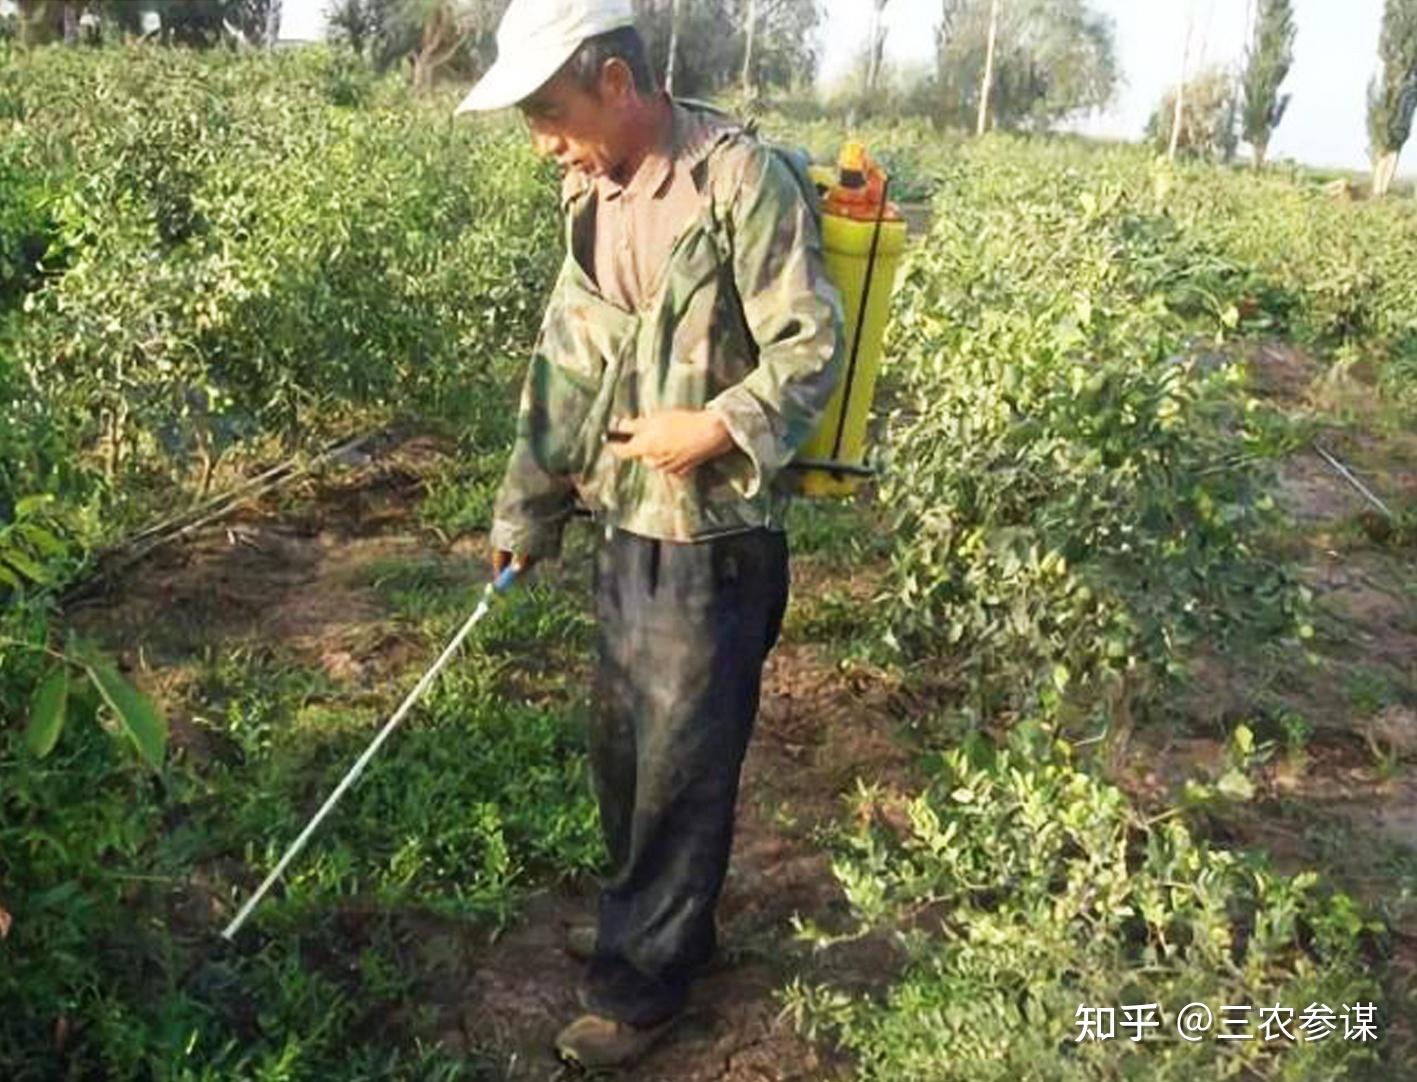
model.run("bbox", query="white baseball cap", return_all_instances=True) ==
[454,0,637,114]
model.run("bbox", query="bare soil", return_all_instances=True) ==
[1123,342,1417,1057]
[65,341,1417,1075]
[70,434,920,1080]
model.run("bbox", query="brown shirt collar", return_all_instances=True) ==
[596,96,727,203]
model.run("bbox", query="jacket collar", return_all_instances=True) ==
[559,97,740,209]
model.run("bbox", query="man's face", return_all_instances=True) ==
[519,62,637,182]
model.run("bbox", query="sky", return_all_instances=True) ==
[216,0,1393,173]
[280,0,327,40]
[818,0,1388,173]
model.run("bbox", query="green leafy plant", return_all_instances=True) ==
[784,730,1384,1081]
[878,139,1306,721]
[0,495,69,590]
[10,631,167,771]
[2,45,558,511]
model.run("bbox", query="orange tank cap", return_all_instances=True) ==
[823,142,902,222]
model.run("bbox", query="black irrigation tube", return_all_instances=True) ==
[60,429,382,609]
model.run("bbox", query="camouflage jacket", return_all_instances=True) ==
[488,100,845,558]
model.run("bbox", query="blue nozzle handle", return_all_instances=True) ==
[491,564,520,594]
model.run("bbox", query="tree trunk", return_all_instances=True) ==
[413,4,465,96]
[665,0,681,94]
[1373,149,1401,198]
[265,0,283,47]
[62,0,78,44]
[741,0,758,96]
[866,0,888,99]
[1252,139,1267,171]
[1168,9,1195,161]
[976,0,1000,135]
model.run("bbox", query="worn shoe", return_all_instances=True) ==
[553,1012,679,1071]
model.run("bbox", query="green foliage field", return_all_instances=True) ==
[785,730,1382,1081]
[1,44,577,1078]
[0,44,557,523]
[879,137,1417,722]
[776,129,1416,1080]
[1,45,1413,1080]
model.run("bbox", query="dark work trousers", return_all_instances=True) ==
[582,525,789,1027]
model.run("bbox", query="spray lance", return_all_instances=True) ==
[220,562,522,941]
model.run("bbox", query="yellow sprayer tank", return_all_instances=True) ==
[794,143,908,498]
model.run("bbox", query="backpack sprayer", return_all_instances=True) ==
[603,140,907,493]
[792,141,908,496]
[219,144,906,942]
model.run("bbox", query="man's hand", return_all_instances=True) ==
[492,550,538,578]
[608,409,736,476]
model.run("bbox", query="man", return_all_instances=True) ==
[456,0,844,1069]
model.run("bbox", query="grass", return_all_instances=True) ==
[417,452,507,542]
[1,535,603,1076]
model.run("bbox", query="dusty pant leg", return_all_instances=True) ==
[584,527,788,1027]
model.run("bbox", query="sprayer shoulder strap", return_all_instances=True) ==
[703,130,823,270]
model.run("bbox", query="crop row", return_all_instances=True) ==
[1,46,559,542]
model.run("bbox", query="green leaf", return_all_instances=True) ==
[2,548,50,584]
[83,660,167,771]
[26,667,68,758]
[14,495,54,516]
[1231,722,1254,758]
[16,523,66,559]
[1215,768,1255,801]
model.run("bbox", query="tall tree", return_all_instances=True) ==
[737,0,820,96]
[747,0,821,90]
[741,0,757,94]
[327,0,503,85]
[933,0,1116,133]
[1241,0,1296,169]
[975,0,999,134]
[1167,4,1195,160]
[664,0,680,91]
[865,0,889,98]
[326,0,382,55]
[634,0,819,99]
[409,0,473,93]
[1149,65,1240,162]
[15,0,67,45]
[1369,0,1417,197]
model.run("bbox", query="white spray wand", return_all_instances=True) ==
[220,564,521,941]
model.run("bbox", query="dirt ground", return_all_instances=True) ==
[67,430,921,1080]
[1123,344,1417,1055]
[64,340,1417,1077]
